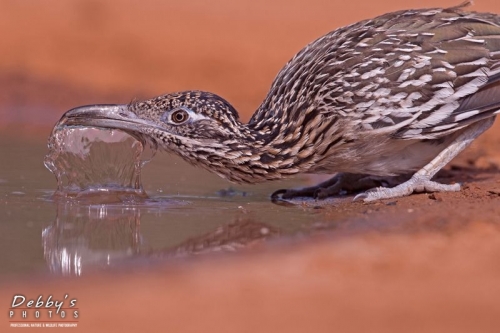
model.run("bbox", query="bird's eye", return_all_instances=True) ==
[170,109,189,124]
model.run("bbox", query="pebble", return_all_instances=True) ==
[428,193,443,201]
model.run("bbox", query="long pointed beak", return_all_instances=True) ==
[60,104,146,130]
[56,104,159,147]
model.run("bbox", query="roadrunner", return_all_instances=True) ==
[61,2,500,202]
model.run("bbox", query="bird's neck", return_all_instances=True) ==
[205,104,327,184]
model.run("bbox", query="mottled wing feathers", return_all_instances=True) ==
[251,4,500,142]
[393,14,500,139]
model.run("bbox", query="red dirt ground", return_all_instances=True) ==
[1,0,500,332]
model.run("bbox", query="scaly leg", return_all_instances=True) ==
[354,117,495,202]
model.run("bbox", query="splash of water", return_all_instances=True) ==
[44,121,157,202]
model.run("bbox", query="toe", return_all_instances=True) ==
[424,181,461,192]
[270,189,288,200]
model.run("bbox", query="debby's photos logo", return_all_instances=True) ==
[8,294,79,328]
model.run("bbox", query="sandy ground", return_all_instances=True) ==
[2,0,500,332]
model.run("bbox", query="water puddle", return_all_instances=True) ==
[41,200,283,275]
[44,111,157,203]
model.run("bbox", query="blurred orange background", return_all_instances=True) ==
[1,0,499,128]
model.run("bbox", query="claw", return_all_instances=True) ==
[270,188,288,200]
[353,192,368,202]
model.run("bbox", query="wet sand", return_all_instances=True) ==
[2,0,500,331]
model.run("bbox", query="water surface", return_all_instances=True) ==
[0,132,321,278]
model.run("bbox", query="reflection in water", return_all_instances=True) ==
[43,200,281,276]
[42,202,143,276]
[156,217,280,257]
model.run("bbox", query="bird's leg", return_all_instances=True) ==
[355,118,495,202]
[271,173,348,200]
[271,173,400,200]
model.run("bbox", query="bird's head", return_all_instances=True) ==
[59,91,265,182]
[131,90,244,143]
[63,90,246,153]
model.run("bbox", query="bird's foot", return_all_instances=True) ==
[271,186,331,201]
[271,173,396,201]
[353,175,461,202]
